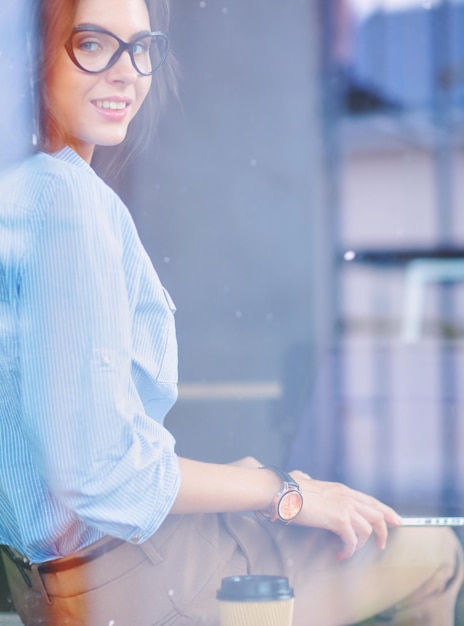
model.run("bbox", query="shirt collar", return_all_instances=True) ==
[52,146,95,174]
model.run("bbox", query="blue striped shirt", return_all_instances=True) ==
[0,147,180,562]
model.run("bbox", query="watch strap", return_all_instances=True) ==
[258,465,299,488]
[256,466,303,524]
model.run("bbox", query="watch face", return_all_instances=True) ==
[278,490,303,521]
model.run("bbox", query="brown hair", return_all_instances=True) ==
[37,0,178,161]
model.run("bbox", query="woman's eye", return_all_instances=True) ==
[77,39,102,53]
[132,40,150,56]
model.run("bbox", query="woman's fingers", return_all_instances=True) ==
[331,501,385,558]
[354,502,389,550]
[291,476,401,558]
[335,518,359,560]
[348,489,402,527]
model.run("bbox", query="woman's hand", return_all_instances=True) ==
[289,471,402,560]
[171,458,401,561]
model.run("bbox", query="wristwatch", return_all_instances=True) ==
[256,466,303,524]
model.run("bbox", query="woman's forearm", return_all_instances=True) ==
[169,457,281,515]
[169,456,403,561]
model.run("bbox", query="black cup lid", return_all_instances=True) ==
[216,575,294,602]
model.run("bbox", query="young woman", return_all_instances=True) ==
[0,0,462,624]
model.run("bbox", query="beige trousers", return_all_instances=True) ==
[3,513,463,626]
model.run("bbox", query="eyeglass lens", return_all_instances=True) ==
[70,30,168,75]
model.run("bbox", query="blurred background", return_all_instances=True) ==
[122,0,464,518]
[3,0,464,619]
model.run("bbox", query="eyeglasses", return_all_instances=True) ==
[65,26,170,76]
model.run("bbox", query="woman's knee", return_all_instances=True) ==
[400,526,464,591]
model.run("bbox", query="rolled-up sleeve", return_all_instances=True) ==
[18,170,180,543]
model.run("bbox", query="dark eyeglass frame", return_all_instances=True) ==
[65,26,170,77]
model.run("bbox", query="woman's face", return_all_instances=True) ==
[48,0,152,162]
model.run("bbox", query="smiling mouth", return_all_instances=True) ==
[93,100,128,110]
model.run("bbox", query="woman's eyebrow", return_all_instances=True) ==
[73,22,104,30]
[73,23,152,39]
[130,30,153,40]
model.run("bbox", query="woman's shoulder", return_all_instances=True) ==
[4,149,90,186]
[33,149,112,204]
[0,149,140,263]
[3,149,127,221]
[0,150,94,212]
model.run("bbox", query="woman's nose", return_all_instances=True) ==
[105,50,138,84]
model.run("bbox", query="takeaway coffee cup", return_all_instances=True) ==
[216,575,294,626]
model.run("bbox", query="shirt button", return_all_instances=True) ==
[131,536,140,543]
